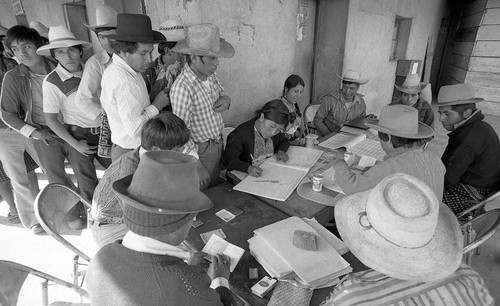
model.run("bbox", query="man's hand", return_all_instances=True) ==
[31,129,55,146]
[73,140,97,156]
[213,95,231,113]
[248,165,263,177]
[152,90,169,111]
[276,150,289,162]
[197,161,210,190]
[207,254,231,280]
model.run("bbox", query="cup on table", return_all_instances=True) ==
[305,134,319,148]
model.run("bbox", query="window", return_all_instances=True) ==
[390,16,412,61]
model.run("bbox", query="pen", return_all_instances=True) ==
[250,154,255,164]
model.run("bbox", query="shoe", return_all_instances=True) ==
[7,213,21,224]
[30,224,45,235]
[67,218,86,230]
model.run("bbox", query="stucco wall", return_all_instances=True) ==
[0,0,74,29]
[344,0,446,115]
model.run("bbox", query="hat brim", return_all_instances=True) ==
[366,121,434,139]
[112,175,213,215]
[84,20,117,31]
[335,190,463,282]
[36,41,93,56]
[107,31,166,43]
[395,83,427,94]
[337,73,368,85]
[171,38,235,58]
[438,98,484,107]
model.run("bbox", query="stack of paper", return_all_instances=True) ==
[319,132,385,161]
[248,217,352,288]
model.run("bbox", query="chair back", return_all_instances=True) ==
[303,104,320,134]
[462,208,500,254]
[222,125,236,148]
[35,184,92,262]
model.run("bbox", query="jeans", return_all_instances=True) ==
[197,139,223,188]
[0,128,39,228]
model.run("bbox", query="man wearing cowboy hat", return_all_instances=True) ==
[332,104,445,198]
[313,69,371,137]
[170,23,235,187]
[390,73,434,128]
[438,84,500,216]
[87,150,235,305]
[76,5,118,161]
[0,25,57,234]
[142,19,186,110]
[319,173,493,305]
[100,13,169,162]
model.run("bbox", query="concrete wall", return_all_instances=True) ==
[343,0,446,115]
[0,0,74,29]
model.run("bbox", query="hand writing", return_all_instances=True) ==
[276,151,289,162]
[248,165,263,177]
[207,253,231,280]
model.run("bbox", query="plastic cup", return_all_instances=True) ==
[305,134,319,148]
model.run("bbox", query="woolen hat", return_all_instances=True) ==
[84,5,117,31]
[172,23,235,58]
[366,104,434,139]
[395,73,427,94]
[159,20,185,42]
[0,24,8,37]
[107,13,165,43]
[337,69,368,85]
[36,26,92,56]
[437,84,484,107]
[335,173,463,281]
[29,21,49,38]
[113,150,213,236]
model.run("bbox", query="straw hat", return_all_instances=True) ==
[107,13,165,43]
[29,21,49,38]
[0,24,8,37]
[337,69,368,85]
[159,20,185,42]
[172,23,235,58]
[366,105,434,139]
[395,73,427,94]
[437,84,484,107]
[84,5,117,31]
[335,173,463,281]
[36,26,92,56]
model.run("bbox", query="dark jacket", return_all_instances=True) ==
[223,118,290,173]
[442,110,500,189]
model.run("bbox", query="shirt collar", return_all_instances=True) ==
[453,109,480,130]
[113,54,139,76]
[97,49,112,65]
[122,230,191,259]
[54,63,83,81]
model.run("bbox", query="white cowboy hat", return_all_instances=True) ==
[335,173,463,282]
[0,24,8,37]
[172,23,235,58]
[36,26,92,56]
[84,5,117,31]
[159,20,185,42]
[395,73,427,94]
[366,104,434,139]
[337,69,368,85]
[437,83,484,107]
[29,21,49,38]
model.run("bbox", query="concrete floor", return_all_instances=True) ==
[1,104,500,304]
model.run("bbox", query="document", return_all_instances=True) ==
[319,132,385,161]
[234,147,323,201]
[202,234,244,272]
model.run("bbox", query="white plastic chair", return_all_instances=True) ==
[304,104,320,134]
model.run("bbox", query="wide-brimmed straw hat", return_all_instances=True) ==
[335,173,463,282]
[159,20,185,42]
[36,26,92,56]
[366,104,434,139]
[395,73,427,94]
[107,13,165,43]
[172,23,235,58]
[437,84,484,107]
[29,21,49,38]
[0,24,8,37]
[337,69,368,85]
[84,5,117,31]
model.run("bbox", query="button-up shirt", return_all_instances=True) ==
[170,64,224,143]
[100,55,159,149]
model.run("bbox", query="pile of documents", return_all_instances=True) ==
[248,217,352,288]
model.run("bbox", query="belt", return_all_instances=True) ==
[69,125,100,135]
[197,135,223,145]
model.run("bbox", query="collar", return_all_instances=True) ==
[335,89,363,104]
[383,146,423,160]
[97,49,112,65]
[122,231,191,259]
[54,63,83,81]
[114,54,139,76]
[139,146,147,157]
[452,109,482,130]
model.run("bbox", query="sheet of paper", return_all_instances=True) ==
[349,138,385,161]
[202,234,244,272]
[266,146,323,170]
[357,155,377,168]
[200,228,226,244]
[319,133,366,150]
[215,209,236,222]
[320,166,345,195]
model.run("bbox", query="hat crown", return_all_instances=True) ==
[29,21,49,36]
[186,23,221,54]
[365,173,439,248]
[95,5,117,26]
[438,84,475,104]
[159,20,185,42]
[343,69,362,81]
[378,105,419,135]
[401,74,421,88]
[47,26,77,43]
[115,13,157,42]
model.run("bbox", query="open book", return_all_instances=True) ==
[319,132,385,161]
[202,234,244,272]
[233,146,323,201]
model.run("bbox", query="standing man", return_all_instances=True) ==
[170,23,235,187]
[100,13,168,162]
[438,84,500,216]
[313,70,369,137]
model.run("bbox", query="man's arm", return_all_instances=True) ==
[443,142,476,186]
[333,158,391,195]
[75,57,105,120]
[313,95,334,137]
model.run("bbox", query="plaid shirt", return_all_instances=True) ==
[170,64,224,142]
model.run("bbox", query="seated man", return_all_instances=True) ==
[87,150,235,305]
[438,84,500,215]
[89,112,209,248]
[320,173,493,305]
[313,70,369,137]
[332,104,445,198]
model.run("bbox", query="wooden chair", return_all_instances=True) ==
[0,260,89,306]
[34,184,92,286]
[303,104,320,134]
[461,208,500,265]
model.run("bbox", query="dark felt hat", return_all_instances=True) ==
[107,13,165,43]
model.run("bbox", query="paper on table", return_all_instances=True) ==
[319,133,366,150]
[302,218,348,255]
[321,166,345,195]
[357,155,377,168]
[202,234,244,272]
[349,138,385,161]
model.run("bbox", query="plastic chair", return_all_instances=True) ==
[222,124,236,148]
[461,208,500,265]
[0,260,89,306]
[303,104,320,134]
[35,184,92,286]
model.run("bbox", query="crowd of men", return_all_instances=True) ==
[0,4,497,305]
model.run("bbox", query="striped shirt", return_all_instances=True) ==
[320,264,493,306]
[170,64,224,143]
